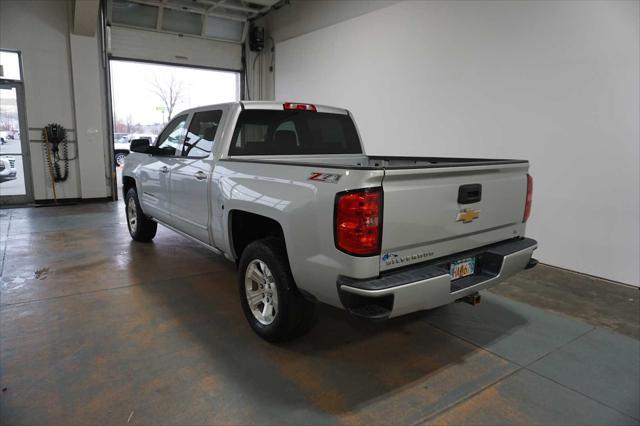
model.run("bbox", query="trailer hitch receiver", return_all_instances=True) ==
[457,292,481,306]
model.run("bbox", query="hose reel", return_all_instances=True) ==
[42,123,72,202]
[42,123,69,183]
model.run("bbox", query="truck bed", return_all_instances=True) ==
[223,153,529,274]
[222,155,527,170]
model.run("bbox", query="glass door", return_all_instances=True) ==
[1,51,32,205]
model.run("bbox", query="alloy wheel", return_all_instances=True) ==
[244,259,279,325]
[127,197,137,233]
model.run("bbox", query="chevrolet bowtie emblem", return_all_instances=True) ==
[456,208,480,223]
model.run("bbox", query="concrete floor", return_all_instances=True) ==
[1,201,638,425]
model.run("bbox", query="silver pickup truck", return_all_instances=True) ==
[122,101,537,341]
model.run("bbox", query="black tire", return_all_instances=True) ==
[125,187,157,242]
[238,237,316,342]
[115,152,127,167]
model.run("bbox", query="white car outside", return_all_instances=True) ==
[0,156,18,182]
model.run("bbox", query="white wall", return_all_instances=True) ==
[1,1,80,200]
[265,0,400,43]
[70,33,109,199]
[274,1,639,286]
[0,0,111,200]
[1,2,244,202]
[246,0,398,100]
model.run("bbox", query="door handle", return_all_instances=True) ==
[194,171,207,181]
[458,184,482,204]
[161,166,169,174]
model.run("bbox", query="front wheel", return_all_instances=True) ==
[238,238,316,342]
[125,188,157,242]
[115,152,127,167]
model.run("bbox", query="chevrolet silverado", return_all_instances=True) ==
[122,101,538,341]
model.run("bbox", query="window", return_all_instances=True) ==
[155,115,187,156]
[111,0,158,29]
[182,110,222,158]
[109,0,257,43]
[0,51,22,81]
[232,124,268,151]
[109,60,240,150]
[229,110,362,156]
[274,121,299,145]
[162,9,202,36]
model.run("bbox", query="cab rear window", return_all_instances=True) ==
[229,110,362,156]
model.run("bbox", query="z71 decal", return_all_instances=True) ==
[308,172,342,184]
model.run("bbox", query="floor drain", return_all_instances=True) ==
[34,267,49,280]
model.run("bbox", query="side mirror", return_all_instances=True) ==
[130,138,150,153]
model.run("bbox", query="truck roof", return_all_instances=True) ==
[180,101,350,116]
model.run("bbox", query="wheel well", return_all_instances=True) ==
[114,150,128,155]
[122,176,136,199]
[230,210,285,260]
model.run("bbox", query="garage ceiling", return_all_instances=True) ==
[108,0,280,43]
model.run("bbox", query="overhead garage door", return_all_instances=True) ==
[106,0,280,71]
[108,26,242,71]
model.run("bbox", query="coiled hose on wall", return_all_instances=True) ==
[42,123,69,183]
[42,123,71,201]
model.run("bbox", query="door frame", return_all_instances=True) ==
[1,50,34,205]
[105,55,241,201]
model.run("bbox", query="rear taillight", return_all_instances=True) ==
[523,174,533,222]
[283,102,317,112]
[335,188,382,256]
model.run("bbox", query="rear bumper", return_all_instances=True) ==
[337,237,537,319]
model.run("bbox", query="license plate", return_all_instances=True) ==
[450,257,476,280]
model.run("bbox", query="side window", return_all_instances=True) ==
[155,115,187,156]
[182,110,223,158]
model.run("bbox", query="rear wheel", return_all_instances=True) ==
[125,188,157,242]
[239,238,316,342]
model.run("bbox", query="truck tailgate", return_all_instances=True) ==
[380,162,529,271]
